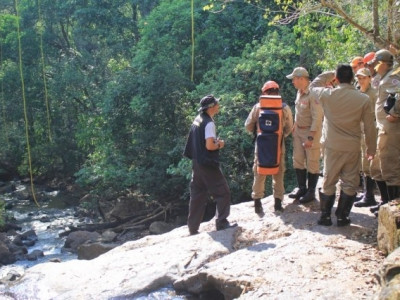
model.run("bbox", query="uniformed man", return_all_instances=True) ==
[314,64,377,226]
[369,49,400,215]
[245,81,294,213]
[286,67,324,204]
[353,68,378,207]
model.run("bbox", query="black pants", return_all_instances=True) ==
[188,160,231,232]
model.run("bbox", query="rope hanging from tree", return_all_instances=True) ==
[37,0,52,142]
[15,0,39,207]
[0,39,10,147]
[191,0,195,82]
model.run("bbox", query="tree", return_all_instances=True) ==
[207,0,399,57]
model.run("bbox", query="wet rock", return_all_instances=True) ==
[26,250,44,261]
[77,242,117,260]
[63,231,101,253]
[40,216,51,223]
[0,241,16,265]
[101,230,117,243]
[2,270,22,282]
[149,221,175,235]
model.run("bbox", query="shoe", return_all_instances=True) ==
[254,198,263,214]
[216,219,238,231]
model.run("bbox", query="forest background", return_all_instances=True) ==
[0,0,399,220]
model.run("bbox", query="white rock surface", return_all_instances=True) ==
[2,193,384,299]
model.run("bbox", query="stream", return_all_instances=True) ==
[0,182,196,299]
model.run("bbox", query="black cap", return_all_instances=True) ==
[198,95,220,112]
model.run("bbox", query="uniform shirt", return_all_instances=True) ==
[360,85,377,133]
[293,86,323,132]
[375,69,400,131]
[314,83,377,155]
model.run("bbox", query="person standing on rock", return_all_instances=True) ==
[286,67,324,204]
[314,64,377,226]
[369,49,400,216]
[245,81,293,213]
[183,95,237,235]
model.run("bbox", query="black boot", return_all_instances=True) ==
[216,219,238,231]
[254,198,263,214]
[317,189,335,226]
[370,181,389,213]
[299,173,319,204]
[289,169,307,199]
[274,198,283,212]
[387,185,400,200]
[335,191,355,226]
[354,176,377,207]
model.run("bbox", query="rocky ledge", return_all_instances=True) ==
[1,193,399,299]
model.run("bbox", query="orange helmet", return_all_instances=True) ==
[350,56,364,68]
[363,52,375,64]
[261,81,279,93]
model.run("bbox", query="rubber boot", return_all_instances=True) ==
[299,173,319,204]
[317,189,335,226]
[387,185,400,200]
[355,174,367,202]
[254,198,263,214]
[354,176,377,207]
[288,169,307,199]
[335,191,355,227]
[274,198,283,212]
[370,181,389,213]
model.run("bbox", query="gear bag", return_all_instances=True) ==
[256,95,284,175]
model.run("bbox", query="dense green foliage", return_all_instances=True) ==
[0,0,377,209]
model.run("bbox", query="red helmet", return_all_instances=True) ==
[363,52,375,64]
[261,80,279,93]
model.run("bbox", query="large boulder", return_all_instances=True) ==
[377,199,400,255]
[63,231,101,253]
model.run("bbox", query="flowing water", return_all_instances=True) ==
[0,182,196,299]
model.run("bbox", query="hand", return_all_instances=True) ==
[302,140,313,149]
[366,153,375,161]
[218,139,225,149]
[386,114,398,122]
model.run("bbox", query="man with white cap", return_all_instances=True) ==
[353,68,379,207]
[369,49,400,215]
[286,67,324,204]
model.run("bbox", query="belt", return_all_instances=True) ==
[297,125,311,129]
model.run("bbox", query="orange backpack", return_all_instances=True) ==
[256,95,284,175]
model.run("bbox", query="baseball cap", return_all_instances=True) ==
[286,67,309,79]
[198,95,220,112]
[350,56,364,68]
[355,68,371,77]
[370,49,394,64]
[261,80,279,93]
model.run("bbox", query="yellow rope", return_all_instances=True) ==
[37,0,52,142]
[0,40,9,147]
[191,0,195,82]
[15,0,39,207]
